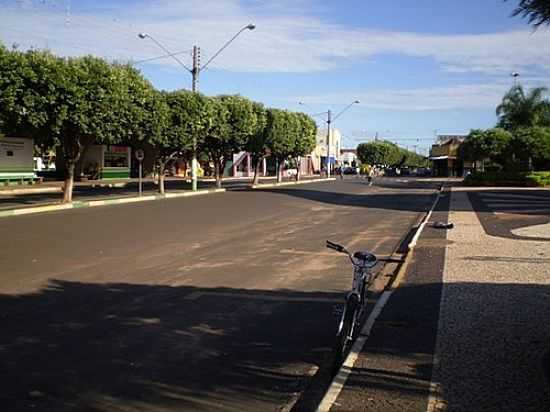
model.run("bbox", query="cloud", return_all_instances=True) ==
[297,84,517,112]
[1,0,550,76]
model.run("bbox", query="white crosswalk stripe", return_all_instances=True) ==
[477,192,550,214]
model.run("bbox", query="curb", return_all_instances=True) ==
[0,188,226,219]
[251,177,336,189]
[0,187,62,196]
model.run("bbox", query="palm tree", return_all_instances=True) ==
[496,85,550,130]
[508,0,550,28]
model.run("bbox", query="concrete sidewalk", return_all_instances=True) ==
[322,186,550,411]
[429,188,550,411]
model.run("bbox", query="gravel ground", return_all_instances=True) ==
[429,189,550,412]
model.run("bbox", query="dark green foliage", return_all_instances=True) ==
[461,128,513,168]
[0,45,318,194]
[496,85,550,130]
[508,0,550,28]
[356,141,426,168]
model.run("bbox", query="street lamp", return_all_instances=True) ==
[138,24,255,191]
[299,100,360,176]
[511,72,520,86]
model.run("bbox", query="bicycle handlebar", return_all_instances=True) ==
[326,240,346,253]
[326,240,380,268]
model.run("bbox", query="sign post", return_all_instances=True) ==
[135,149,145,197]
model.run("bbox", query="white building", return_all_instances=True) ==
[311,128,342,172]
[340,149,357,166]
[0,137,35,184]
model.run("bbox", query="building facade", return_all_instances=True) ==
[311,128,342,173]
[0,137,35,183]
[429,135,467,177]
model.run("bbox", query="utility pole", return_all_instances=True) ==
[139,26,254,192]
[326,110,332,176]
[192,46,199,92]
[191,46,200,191]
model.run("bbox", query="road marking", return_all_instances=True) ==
[184,291,342,303]
[511,222,550,239]
[408,191,443,250]
[484,202,550,208]
[494,208,550,214]
[316,290,393,412]
[479,193,550,200]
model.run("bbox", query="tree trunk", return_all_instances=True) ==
[62,161,75,203]
[214,161,222,189]
[277,160,283,183]
[158,160,166,194]
[253,156,262,186]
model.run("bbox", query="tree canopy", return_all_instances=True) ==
[508,0,550,28]
[356,141,424,167]
[496,85,550,130]
[0,45,319,197]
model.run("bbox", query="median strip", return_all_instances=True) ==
[0,188,226,219]
[251,177,336,189]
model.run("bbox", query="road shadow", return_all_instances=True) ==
[0,280,341,412]
[259,186,439,213]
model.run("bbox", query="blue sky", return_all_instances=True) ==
[1,0,550,152]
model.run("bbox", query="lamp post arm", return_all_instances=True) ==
[201,25,252,72]
[333,101,358,122]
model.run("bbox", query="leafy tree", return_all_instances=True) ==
[0,48,133,202]
[290,112,317,181]
[200,95,260,188]
[265,109,297,182]
[357,141,396,166]
[402,151,429,168]
[461,128,513,169]
[496,85,550,130]
[512,126,550,170]
[160,90,209,194]
[200,96,230,188]
[245,101,268,185]
[507,0,550,28]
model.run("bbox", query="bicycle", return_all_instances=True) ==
[326,240,378,373]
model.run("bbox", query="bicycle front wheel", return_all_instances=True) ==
[332,300,357,374]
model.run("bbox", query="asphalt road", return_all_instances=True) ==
[0,178,439,412]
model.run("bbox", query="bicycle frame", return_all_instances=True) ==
[326,240,378,373]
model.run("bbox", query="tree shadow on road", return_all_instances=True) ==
[0,280,341,412]
[260,186,439,213]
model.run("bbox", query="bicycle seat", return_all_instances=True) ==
[353,250,377,264]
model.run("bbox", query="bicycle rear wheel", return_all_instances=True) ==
[332,299,358,375]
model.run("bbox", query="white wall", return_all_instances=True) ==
[311,128,342,171]
[0,137,34,176]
